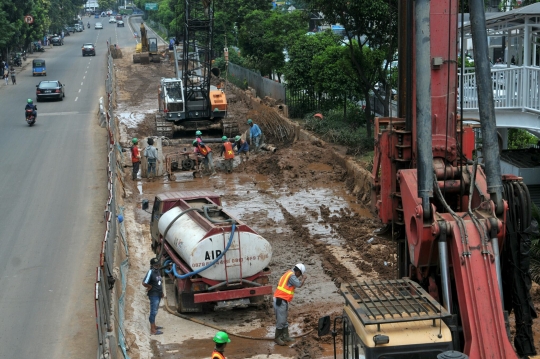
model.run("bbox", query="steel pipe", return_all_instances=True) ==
[415,0,433,219]
[438,222,452,313]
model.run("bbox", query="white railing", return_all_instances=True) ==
[458,66,540,114]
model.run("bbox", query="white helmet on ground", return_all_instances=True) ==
[294,263,306,275]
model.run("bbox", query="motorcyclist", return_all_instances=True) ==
[87,22,90,28]
[25,99,37,120]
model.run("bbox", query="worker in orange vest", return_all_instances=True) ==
[220,136,235,173]
[211,331,230,359]
[193,139,216,175]
[273,263,307,346]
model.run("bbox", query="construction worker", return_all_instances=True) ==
[193,140,216,175]
[195,130,203,143]
[273,263,307,346]
[131,138,141,180]
[233,135,249,169]
[247,119,262,152]
[220,136,235,173]
[211,331,231,359]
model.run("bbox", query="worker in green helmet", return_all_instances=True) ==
[130,138,141,180]
[247,119,262,153]
[211,331,230,359]
[233,135,249,170]
[220,136,235,174]
[195,130,203,144]
[193,138,216,175]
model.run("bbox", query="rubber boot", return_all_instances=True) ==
[282,327,295,343]
[274,328,286,346]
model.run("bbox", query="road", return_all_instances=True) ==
[0,19,134,359]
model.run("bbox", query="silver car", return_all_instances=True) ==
[95,22,103,29]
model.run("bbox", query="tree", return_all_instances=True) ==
[306,0,398,137]
[284,31,340,91]
[238,9,307,79]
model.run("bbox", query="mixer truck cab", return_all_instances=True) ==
[147,191,273,313]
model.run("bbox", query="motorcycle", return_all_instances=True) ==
[12,56,22,67]
[25,109,36,126]
[87,23,90,28]
[22,51,27,61]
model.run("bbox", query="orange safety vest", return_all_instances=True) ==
[211,350,226,359]
[198,143,211,156]
[223,142,235,159]
[274,270,295,302]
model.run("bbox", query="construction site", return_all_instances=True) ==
[107,2,540,358]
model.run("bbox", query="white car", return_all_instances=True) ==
[95,22,103,29]
[109,17,116,23]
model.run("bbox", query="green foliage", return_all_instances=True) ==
[98,0,115,10]
[284,31,340,92]
[238,9,307,78]
[303,106,373,152]
[507,129,538,149]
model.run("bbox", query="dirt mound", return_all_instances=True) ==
[245,140,346,187]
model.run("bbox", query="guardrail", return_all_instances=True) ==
[95,38,130,359]
[458,66,540,114]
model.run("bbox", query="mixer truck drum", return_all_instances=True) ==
[182,158,195,170]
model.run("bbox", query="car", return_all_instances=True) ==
[74,24,83,32]
[36,80,65,101]
[109,17,116,23]
[51,36,64,46]
[66,26,75,33]
[95,22,103,29]
[82,43,96,56]
[117,20,124,27]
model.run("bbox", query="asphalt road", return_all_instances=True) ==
[0,19,136,358]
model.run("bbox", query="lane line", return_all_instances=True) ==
[75,97,78,102]
[78,89,81,93]
[39,111,79,116]
[83,76,86,79]
[81,82,83,86]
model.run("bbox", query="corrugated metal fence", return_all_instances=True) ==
[95,39,130,359]
[228,62,286,102]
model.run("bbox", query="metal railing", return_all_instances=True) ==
[95,39,130,359]
[458,66,540,114]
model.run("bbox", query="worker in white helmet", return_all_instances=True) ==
[273,263,307,346]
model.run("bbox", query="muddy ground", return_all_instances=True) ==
[114,46,540,358]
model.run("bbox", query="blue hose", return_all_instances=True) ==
[165,223,236,279]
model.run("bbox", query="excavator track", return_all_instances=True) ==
[155,114,174,138]
[222,118,239,138]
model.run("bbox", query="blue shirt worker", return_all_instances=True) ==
[273,263,307,346]
[142,258,164,335]
[144,137,159,180]
[25,99,37,119]
[233,135,249,169]
[247,119,262,152]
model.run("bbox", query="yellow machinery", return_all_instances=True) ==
[133,22,159,64]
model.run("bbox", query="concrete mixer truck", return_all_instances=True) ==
[146,190,273,313]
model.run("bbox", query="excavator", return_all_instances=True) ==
[133,22,159,64]
[155,0,238,138]
[319,0,538,358]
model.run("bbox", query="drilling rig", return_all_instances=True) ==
[155,0,238,138]
[319,0,538,357]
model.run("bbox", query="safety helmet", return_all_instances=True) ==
[196,130,202,136]
[213,331,231,344]
[222,136,228,141]
[27,99,33,104]
[247,119,253,124]
[192,140,198,146]
[294,263,306,275]
[132,138,138,144]
[235,135,241,141]
[150,258,159,266]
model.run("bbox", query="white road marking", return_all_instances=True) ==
[81,82,83,86]
[78,89,81,93]
[83,76,85,79]
[39,111,79,116]
[85,71,87,74]
[75,97,78,102]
